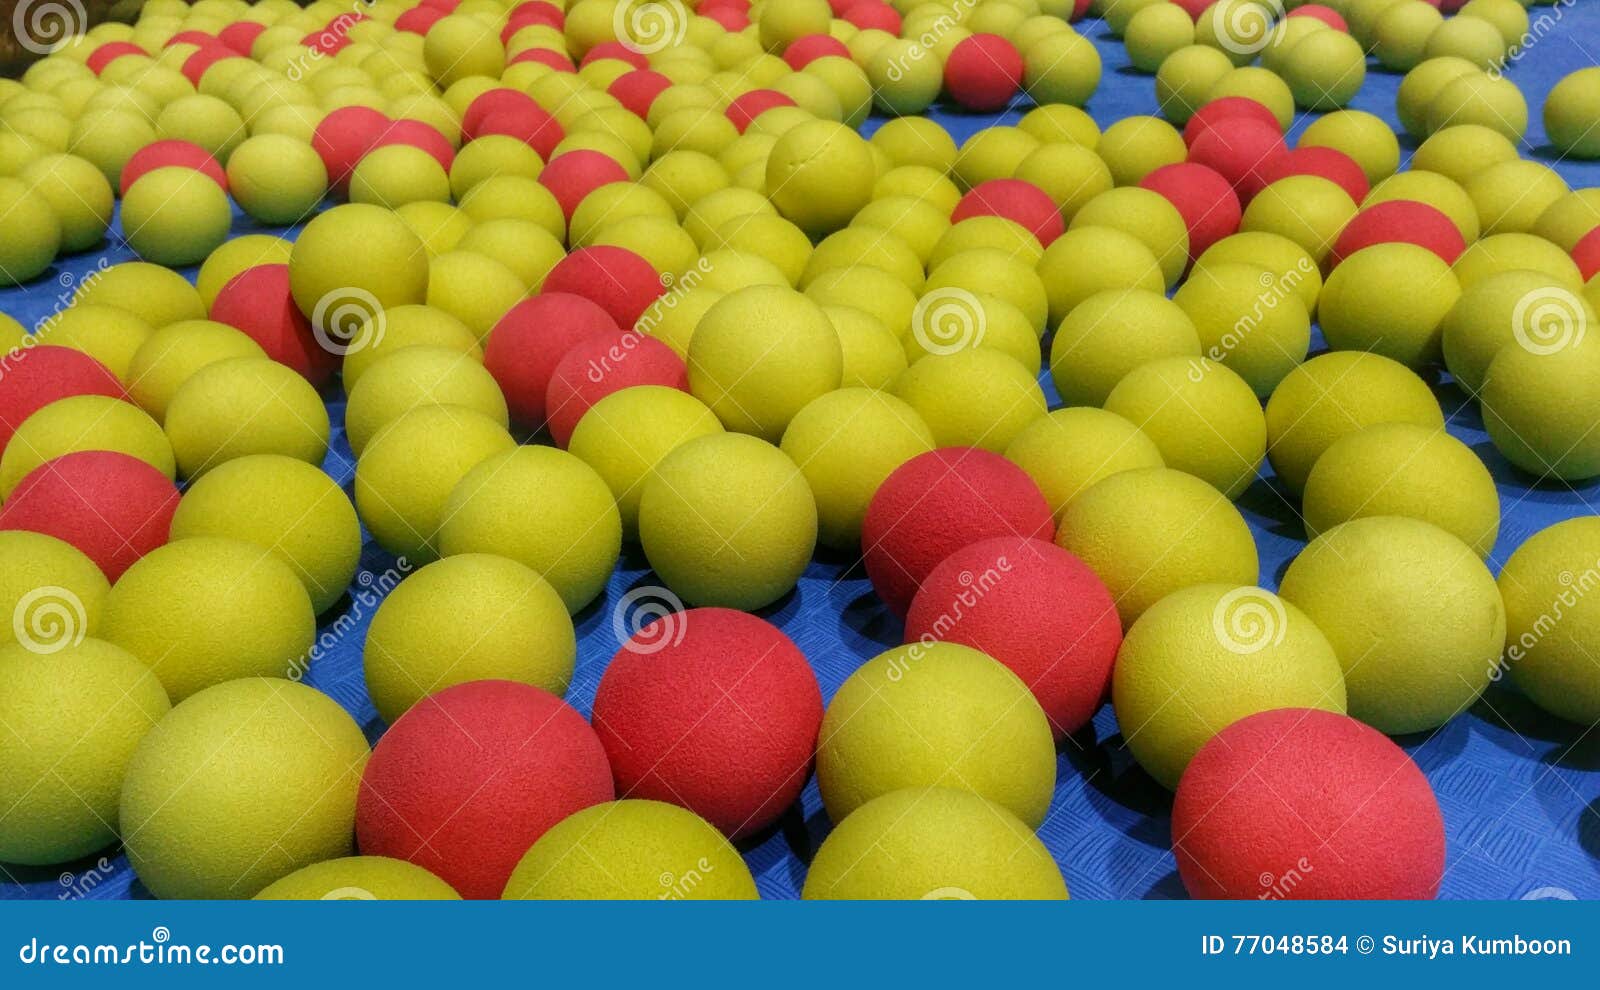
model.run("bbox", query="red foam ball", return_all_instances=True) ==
[372,118,456,172]
[422,0,462,9]
[1261,145,1369,204]
[543,330,689,447]
[592,608,824,839]
[541,246,664,329]
[395,6,446,33]
[944,33,1024,113]
[119,140,226,196]
[906,537,1121,738]
[725,89,798,134]
[581,40,649,70]
[1182,96,1281,149]
[701,5,750,30]
[1172,0,1211,19]
[1287,4,1349,30]
[0,345,124,455]
[506,1,564,33]
[179,45,233,87]
[356,680,613,900]
[209,265,338,387]
[0,451,178,582]
[1071,0,1092,19]
[1572,226,1600,283]
[473,108,565,162]
[842,1,901,32]
[861,447,1056,617]
[218,21,267,55]
[462,89,537,139]
[1140,161,1242,261]
[1186,117,1288,202]
[509,46,577,72]
[608,69,674,119]
[1173,708,1445,900]
[167,30,220,49]
[311,106,391,193]
[484,293,619,430]
[538,150,631,221]
[1331,200,1468,267]
[951,178,1064,247]
[783,34,850,70]
[86,42,145,75]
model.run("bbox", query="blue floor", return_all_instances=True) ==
[3,6,1600,900]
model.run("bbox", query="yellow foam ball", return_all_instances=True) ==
[803,787,1069,900]
[1412,123,1519,187]
[256,856,459,900]
[766,119,875,238]
[1319,242,1461,368]
[344,346,507,456]
[120,677,369,899]
[169,454,360,615]
[31,304,153,382]
[125,320,266,424]
[1004,407,1165,524]
[1038,226,1166,326]
[1057,467,1260,627]
[804,265,918,341]
[1365,168,1480,242]
[1280,516,1505,734]
[1242,175,1357,269]
[1069,186,1190,287]
[1194,231,1323,318]
[1303,423,1499,556]
[1173,261,1311,397]
[894,348,1045,453]
[637,432,816,610]
[18,153,113,253]
[1499,518,1600,725]
[72,261,204,328]
[426,250,529,342]
[905,292,1040,371]
[1465,159,1569,237]
[354,404,516,564]
[636,285,723,358]
[504,800,759,900]
[1105,356,1266,500]
[120,166,231,268]
[818,642,1056,826]
[163,357,330,479]
[289,204,430,337]
[1,395,174,498]
[1300,109,1401,186]
[924,248,1048,333]
[1442,271,1593,393]
[0,530,109,650]
[338,304,482,391]
[1482,335,1600,481]
[195,235,293,311]
[1049,288,1201,406]
[423,14,505,87]
[0,638,169,864]
[1451,232,1584,290]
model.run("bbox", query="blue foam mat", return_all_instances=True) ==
[3,6,1600,901]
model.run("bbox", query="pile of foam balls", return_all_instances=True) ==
[0,0,1597,902]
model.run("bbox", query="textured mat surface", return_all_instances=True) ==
[2,6,1599,901]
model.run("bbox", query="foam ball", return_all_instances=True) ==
[1088,114,1187,186]
[1265,352,1444,494]
[541,330,685,447]
[485,293,619,430]
[951,179,1062,247]
[802,787,1068,900]
[1372,0,1444,71]
[1173,261,1311,397]
[870,117,959,172]
[1105,357,1265,499]
[1454,232,1583,290]
[0,395,172,499]
[256,857,460,900]
[1397,56,1481,136]
[594,607,821,838]
[1576,227,1600,282]
[766,120,874,238]
[1300,109,1402,188]
[1048,289,1200,406]
[638,433,815,610]
[424,250,529,342]
[117,166,229,268]
[568,386,723,539]
[289,204,430,337]
[779,388,934,551]
[1331,200,1466,267]
[0,451,179,582]
[210,264,336,387]
[803,227,925,294]
[1140,162,1242,261]
[124,320,265,424]
[0,638,167,865]
[865,40,941,115]
[163,357,328,479]
[943,33,1023,112]
[121,677,368,899]
[0,345,125,455]
[1174,708,1445,899]
[354,405,515,564]
[118,139,227,197]
[1442,271,1594,393]
[102,536,315,702]
[68,110,156,190]
[194,236,293,313]
[1280,516,1504,733]
[1058,467,1259,627]
[1126,3,1197,71]
[1544,67,1600,159]
[1412,123,1519,187]
[1483,335,1600,481]
[542,245,663,328]
[1195,231,1324,317]
[894,348,1046,452]
[1258,145,1369,206]
[169,455,359,615]
[862,447,1054,616]
[1069,187,1191,287]
[424,13,505,88]
[226,134,326,225]
[1366,170,1480,243]
[1427,72,1527,141]
[1017,103,1100,147]
[687,285,842,442]
[1155,44,1236,124]
[1321,243,1461,367]
[344,347,507,457]
[1282,28,1366,109]
[348,144,449,209]
[1023,28,1102,106]
[71,261,205,328]
[0,530,110,650]
[18,153,113,253]
[1037,227,1166,326]
[1304,423,1498,557]
[1498,518,1600,724]
[1004,408,1166,525]
[706,213,812,283]
[924,247,1048,332]
[1241,175,1357,269]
